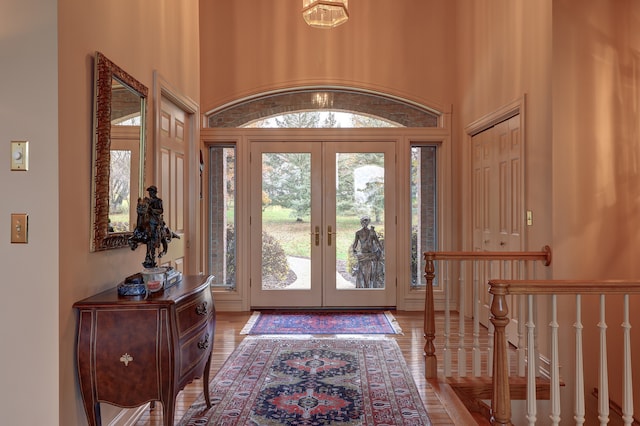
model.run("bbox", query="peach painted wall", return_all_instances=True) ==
[455,2,553,420]
[199,0,457,115]
[0,0,59,425]
[455,0,553,254]
[553,0,640,419]
[58,1,199,424]
[456,0,640,420]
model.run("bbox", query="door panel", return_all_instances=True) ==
[324,142,396,307]
[158,98,188,272]
[250,142,322,307]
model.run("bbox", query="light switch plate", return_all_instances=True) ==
[11,213,28,243]
[11,141,29,171]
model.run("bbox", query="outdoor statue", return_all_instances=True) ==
[129,185,179,268]
[351,216,384,288]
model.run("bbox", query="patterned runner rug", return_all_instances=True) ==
[178,336,431,425]
[240,310,403,335]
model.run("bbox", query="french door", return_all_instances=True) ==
[250,140,396,308]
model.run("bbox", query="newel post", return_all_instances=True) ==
[489,280,513,426]
[423,253,437,378]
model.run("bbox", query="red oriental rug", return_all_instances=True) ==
[178,336,431,425]
[240,310,403,335]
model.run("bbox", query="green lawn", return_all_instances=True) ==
[261,206,383,261]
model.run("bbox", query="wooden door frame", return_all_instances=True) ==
[201,127,452,312]
[153,72,201,275]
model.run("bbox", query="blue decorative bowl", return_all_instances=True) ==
[117,282,147,297]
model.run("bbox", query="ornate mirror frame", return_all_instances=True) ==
[90,51,148,251]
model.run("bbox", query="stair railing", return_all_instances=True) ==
[489,279,640,425]
[423,248,552,379]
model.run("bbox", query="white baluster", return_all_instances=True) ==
[458,260,467,377]
[472,259,481,377]
[598,294,610,425]
[517,260,526,377]
[532,262,541,378]
[503,260,511,373]
[574,294,585,425]
[534,295,541,378]
[549,295,561,425]
[622,294,633,426]
[526,294,537,426]
[443,260,451,376]
[487,260,494,377]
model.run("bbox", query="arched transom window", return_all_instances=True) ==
[205,88,440,128]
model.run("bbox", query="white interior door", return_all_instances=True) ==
[472,115,523,336]
[250,140,396,308]
[157,97,188,272]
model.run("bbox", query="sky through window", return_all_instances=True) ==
[243,111,401,128]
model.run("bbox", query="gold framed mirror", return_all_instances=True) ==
[90,52,148,251]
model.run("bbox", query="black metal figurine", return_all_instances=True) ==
[128,185,179,268]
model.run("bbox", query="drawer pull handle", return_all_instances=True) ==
[196,301,208,316]
[198,333,210,350]
[119,353,134,367]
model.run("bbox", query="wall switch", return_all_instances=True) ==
[11,213,28,243]
[11,141,29,171]
[526,210,533,226]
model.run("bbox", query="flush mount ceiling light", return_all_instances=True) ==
[302,0,349,29]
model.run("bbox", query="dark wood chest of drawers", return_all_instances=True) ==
[73,275,215,426]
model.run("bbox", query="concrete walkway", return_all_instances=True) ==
[286,256,355,289]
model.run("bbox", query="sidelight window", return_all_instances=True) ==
[208,145,236,288]
[410,145,437,289]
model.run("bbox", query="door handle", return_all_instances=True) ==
[327,226,336,246]
[311,226,320,246]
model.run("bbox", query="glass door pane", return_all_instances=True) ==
[261,152,311,290]
[335,152,385,289]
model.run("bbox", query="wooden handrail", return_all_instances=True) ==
[489,279,640,425]
[424,246,552,265]
[422,247,552,379]
[489,279,640,295]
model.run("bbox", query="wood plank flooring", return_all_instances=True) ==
[134,311,489,425]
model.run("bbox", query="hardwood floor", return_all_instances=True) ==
[134,310,488,425]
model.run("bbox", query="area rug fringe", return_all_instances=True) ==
[239,310,261,334]
[384,310,404,335]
